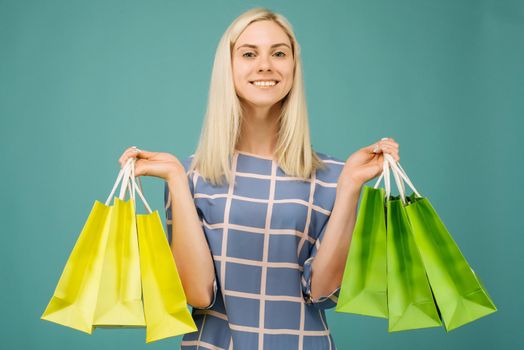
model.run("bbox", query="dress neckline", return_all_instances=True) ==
[234,149,276,161]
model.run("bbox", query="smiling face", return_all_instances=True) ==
[232,20,295,110]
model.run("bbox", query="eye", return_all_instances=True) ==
[242,51,255,58]
[274,51,286,57]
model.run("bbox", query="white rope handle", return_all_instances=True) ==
[373,154,393,198]
[395,162,420,198]
[384,154,407,204]
[119,160,133,200]
[373,153,407,201]
[373,158,388,191]
[105,157,134,205]
[383,153,422,202]
[374,153,420,203]
[129,158,153,214]
[104,157,152,214]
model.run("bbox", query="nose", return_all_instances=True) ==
[257,55,272,72]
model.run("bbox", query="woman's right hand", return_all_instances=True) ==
[118,146,186,182]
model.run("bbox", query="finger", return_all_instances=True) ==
[126,146,139,153]
[119,151,141,168]
[134,159,145,177]
[126,148,158,160]
[119,146,139,159]
[133,149,157,159]
[391,152,400,162]
[368,139,399,153]
[374,144,392,153]
[378,136,398,145]
[134,159,162,178]
[383,149,400,162]
[377,146,400,162]
[119,152,135,167]
[370,143,393,154]
[383,147,400,160]
[379,140,399,150]
[120,156,137,168]
[119,148,157,167]
[383,141,399,149]
[367,142,382,153]
[119,147,135,165]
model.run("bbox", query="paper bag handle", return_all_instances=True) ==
[105,157,134,205]
[104,158,153,214]
[383,153,422,203]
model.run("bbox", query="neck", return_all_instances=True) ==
[236,101,281,157]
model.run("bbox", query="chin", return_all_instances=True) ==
[244,94,284,105]
[247,99,281,108]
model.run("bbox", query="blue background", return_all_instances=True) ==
[1,0,522,349]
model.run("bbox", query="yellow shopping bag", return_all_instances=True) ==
[128,160,197,342]
[41,158,141,333]
[42,157,197,341]
[92,163,145,327]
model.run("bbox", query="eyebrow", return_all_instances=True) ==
[236,43,292,51]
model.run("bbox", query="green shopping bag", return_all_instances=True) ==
[385,154,497,331]
[385,157,441,332]
[336,159,389,318]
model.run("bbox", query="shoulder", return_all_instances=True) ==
[181,154,196,174]
[314,150,345,183]
[315,150,345,164]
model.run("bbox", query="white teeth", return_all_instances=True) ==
[252,81,277,87]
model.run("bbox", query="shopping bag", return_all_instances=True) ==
[128,160,198,342]
[384,156,441,332]
[385,154,497,331]
[41,158,140,333]
[336,158,389,318]
[92,162,145,327]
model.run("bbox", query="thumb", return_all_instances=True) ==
[133,148,158,160]
[364,142,381,154]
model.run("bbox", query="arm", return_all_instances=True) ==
[167,170,216,308]
[308,178,362,300]
[308,137,400,300]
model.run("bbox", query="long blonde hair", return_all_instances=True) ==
[189,7,326,186]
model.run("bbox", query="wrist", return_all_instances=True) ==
[167,165,188,188]
[337,177,363,196]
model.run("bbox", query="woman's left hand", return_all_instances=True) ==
[340,137,400,187]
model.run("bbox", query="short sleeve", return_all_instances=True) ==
[300,220,340,310]
[163,155,218,310]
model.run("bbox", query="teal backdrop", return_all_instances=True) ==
[1,0,522,349]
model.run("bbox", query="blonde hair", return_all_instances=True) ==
[189,7,326,186]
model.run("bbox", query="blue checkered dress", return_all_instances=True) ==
[164,150,345,350]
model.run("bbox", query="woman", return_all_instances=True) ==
[119,7,399,350]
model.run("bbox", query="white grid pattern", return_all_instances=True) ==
[166,151,344,350]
